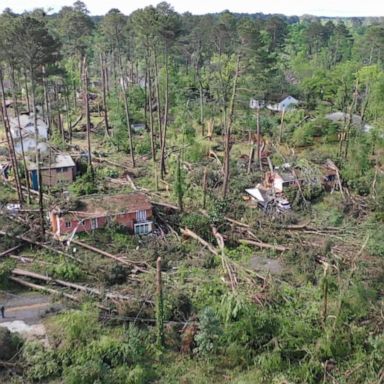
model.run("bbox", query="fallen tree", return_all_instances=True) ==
[71,239,148,272]
[11,268,148,303]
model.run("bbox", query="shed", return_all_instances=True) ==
[28,153,76,190]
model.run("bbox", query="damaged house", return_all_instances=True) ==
[50,192,153,238]
[9,114,48,154]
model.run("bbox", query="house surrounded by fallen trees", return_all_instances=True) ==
[50,192,153,237]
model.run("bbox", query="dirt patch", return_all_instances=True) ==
[250,256,283,275]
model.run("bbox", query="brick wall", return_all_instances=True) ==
[54,208,152,236]
[41,166,75,187]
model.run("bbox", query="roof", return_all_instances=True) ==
[278,172,298,183]
[246,186,271,202]
[9,114,48,140]
[325,111,374,132]
[60,192,152,219]
[27,154,75,171]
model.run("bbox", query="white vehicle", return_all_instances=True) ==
[5,203,21,214]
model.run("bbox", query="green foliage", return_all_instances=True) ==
[54,305,101,348]
[0,259,16,287]
[48,260,84,281]
[180,213,212,242]
[22,341,60,381]
[135,134,152,156]
[173,154,184,210]
[69,167,98,196]
[195,307,222,356]
[104,264,128,286]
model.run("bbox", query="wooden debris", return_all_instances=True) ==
[0,245,22,258]
[239,239,288,252]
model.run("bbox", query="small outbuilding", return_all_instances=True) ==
[267,95,299,112]
[28,153,76,190]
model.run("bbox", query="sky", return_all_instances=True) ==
[2,0,384,17]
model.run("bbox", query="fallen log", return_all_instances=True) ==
[239,239,288,252]
[225,216,250,228]
[71,239,148,272]
[0,245,22,257]
[11,268,144,302]
[9,276,79,302]
[152,201,180,211]
[0,230,84,264]
[180,228,218,256]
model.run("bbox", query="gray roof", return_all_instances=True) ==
[28,154,75,171]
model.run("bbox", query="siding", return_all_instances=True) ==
[55,208,152,235]
[30,166,75,190]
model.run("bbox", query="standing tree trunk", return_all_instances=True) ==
[42,66,51,138]
[160,50,169,180]
[256,106,262,170]
[156,257,164,348]
[147,63,156,161]
[23,69,31,114]
[222,55,241,198]
[83,56,93,176]
[119,61,135,168]
[154,52,163,150]
[0,68,23,204]
[11,67,31,203]
[100,53,110,137]
[198,77,204,136]
[37,149,45,239]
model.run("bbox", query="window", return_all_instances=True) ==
[134,222,152,235]
[65,221,71,228]
[136,210,147,222]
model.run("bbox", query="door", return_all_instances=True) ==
[91,218,98,230]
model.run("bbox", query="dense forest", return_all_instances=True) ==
[0,1,383,383]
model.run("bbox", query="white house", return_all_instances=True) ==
[325,111,374,133]
[9,114,48,154]
[267,95,299,112]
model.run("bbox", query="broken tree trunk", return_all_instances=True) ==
[180,228,218,256]
[0,245,23,258]
[0,230,84,264]
[156,257,164,347]
[9,276,79,302]
[239,239,288,252]
[11,268,142,302]
[71,239,148,272]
